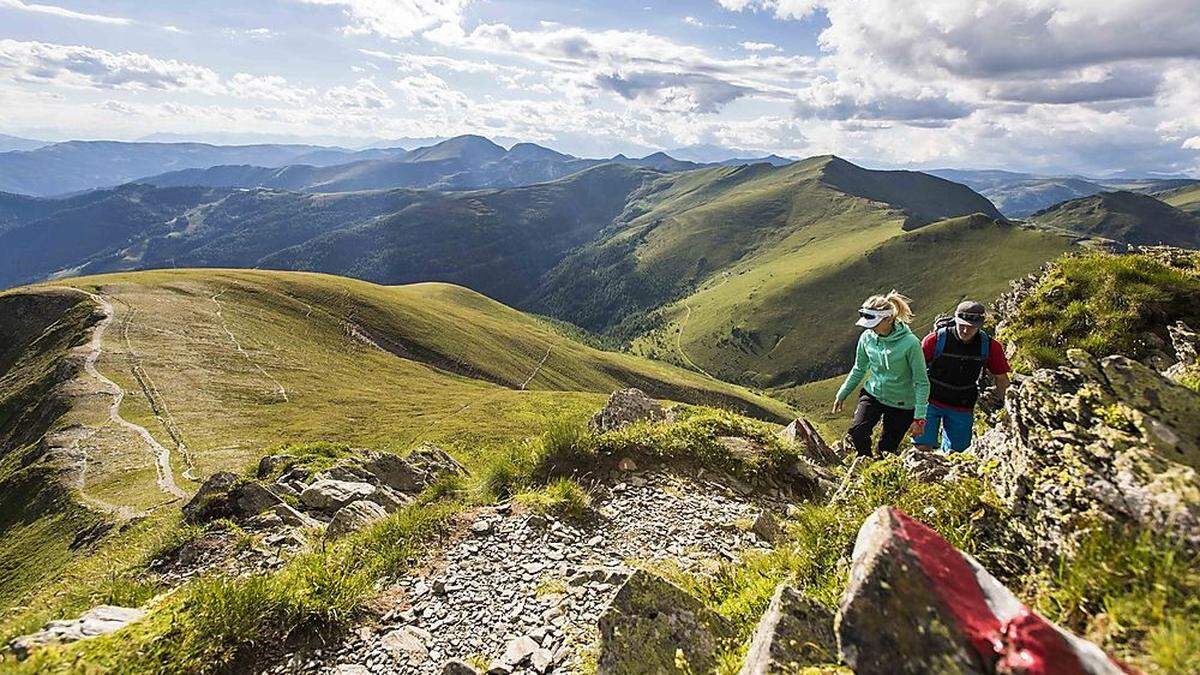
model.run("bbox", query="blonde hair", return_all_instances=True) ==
[862,290,914,324]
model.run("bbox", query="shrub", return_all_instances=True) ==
[1001,252,1200,370]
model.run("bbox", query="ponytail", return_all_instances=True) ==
[862,290,914,324]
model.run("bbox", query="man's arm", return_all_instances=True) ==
[993,372,1010,399]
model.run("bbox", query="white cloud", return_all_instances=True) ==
[0,39,223,93]
[325,78,393,110]
[717,0,820,19]
[225,28,279,40]
[740,41,779,52]
[292,0,472,39]
[228,73,315,104]
[0,0,131,25]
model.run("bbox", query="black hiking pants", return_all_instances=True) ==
[848,390,914,457]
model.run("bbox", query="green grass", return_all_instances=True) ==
[1158,184,1200,217]
[1000,251,1200,369]
[632,214,1071,388]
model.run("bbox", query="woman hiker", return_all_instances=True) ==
[831,291,929,456]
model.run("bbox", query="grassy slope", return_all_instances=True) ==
[632,214,1073,387]
[1159,184,1200,217]
[529,156,1001,336]
[0,268,790,635]
[1032,191,1200,247]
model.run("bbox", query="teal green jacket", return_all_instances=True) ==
[835,322,930,419]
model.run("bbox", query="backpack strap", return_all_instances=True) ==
[979,330,990,361]
[934,327,949,360]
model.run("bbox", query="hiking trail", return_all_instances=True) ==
[211,289,290,403]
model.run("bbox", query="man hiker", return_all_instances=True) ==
[913,300,1010,452]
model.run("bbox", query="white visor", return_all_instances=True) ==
[856,307,893,328]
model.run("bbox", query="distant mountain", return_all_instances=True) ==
[664,143,793,166]
[1157,184,1200,217]
[0,141,356,196]
[0,134,47,152]
[929,168,1198,218]
[1030,190,1200,247]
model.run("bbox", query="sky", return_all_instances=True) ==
[0,0,1198,175]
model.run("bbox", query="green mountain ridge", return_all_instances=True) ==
[1031,190,1200,247]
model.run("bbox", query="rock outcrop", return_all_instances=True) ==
[973,349,1200,553]
[837,506,1132,675]
[588,388,671,433]
[327,500,389,538]
[739,583,835,674]
[182,471,285,524]
[9,605,146,659]
[777,417,843,465]
[596,569,734,674]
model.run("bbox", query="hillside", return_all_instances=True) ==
[1158,183,1200,217]
[0,165,657,292]
[0,268,790,623]
[930,168,1198,217]
[0,141,351,197]
[630,214,1073,386]
[138,136,684,194]
[1031,190,1200,247]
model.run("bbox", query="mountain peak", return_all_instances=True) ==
[406,134,507,163]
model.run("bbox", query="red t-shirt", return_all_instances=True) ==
[921,331,1010,411]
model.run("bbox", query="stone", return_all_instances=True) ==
[836,506,1132,675]
[588,388,668,434]
[181,472,283,524]
[334,665,370,675]
[739,584,835,674]
[617,457,637,472]
[750,510,781,543]
[299,479,376,512]
[366,484,410,513]
[256,454,295,479]
[499,635,539,667]
[471,518,493,535]
[9,605,146,659]
[267,502,320,529]
[777,417,843,465]
[900,447,954,482]
[972,349,1200,553]
[361,444,466,494]
[380,626,429,661]
[327,500,389,538]
[530,648,554,673]
[596,569,735,674]
[442,660,482,674]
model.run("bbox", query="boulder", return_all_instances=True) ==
[327,500,389,538]
[380,626,429,661]
[256,454,295,479]
[777,417,843,465]
[973,350,1200,553]
[899,447,955,482]
[360,444,466,494]
[299,479,376,512]
[589,388,669,433]
[597,569,735,674]
[739,584,835,674]
[836,506,1133,675]
[442,661,482,674]
[750,510,781,543]
[9,605,146,659]
[182,472,284,524]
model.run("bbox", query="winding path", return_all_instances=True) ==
[211,290,289,403]
[75,290,186,499]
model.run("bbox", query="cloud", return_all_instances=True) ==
[740,41,779,52]
[0,39,222,93]
[227,73,315,104]
[596,71,755,113]
[716,0,820,19]
[224,28,279,40]
[391,71,469,110]
[325,78,393,110]
[0,0,131,25]
[292,0,472,39]
[793,75,973,122]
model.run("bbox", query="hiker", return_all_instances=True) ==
[913,300,1010,452]
[832,291,929,456]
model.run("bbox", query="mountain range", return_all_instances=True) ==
[929,168,1197,217]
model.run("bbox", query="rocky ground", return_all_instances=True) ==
[273,468,788,674]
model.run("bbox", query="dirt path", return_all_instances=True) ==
[74,290,186,500]
[519,344,554,390]
[211,289,290,403]
[675,303,715,379]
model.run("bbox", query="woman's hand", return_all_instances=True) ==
[831,398,843,414]
[909,419,926,437]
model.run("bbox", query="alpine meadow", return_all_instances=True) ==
[1,1,1199,674]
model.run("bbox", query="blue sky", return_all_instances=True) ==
[1,0,1198,175]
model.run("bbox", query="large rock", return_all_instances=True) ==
[9,605,146,659]
[973,350,1200,553]
[836,506,1133,675]
[182,472,284,524]
[597,569,734,674]
[299,478,376,512]
[327,500,389,538]
[739,583,835,674]
[360,444,466,494]
[777,417,843,465]
[589,388,670,434]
